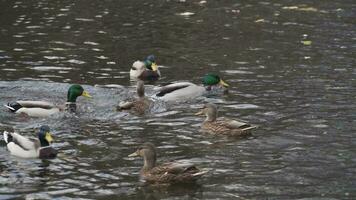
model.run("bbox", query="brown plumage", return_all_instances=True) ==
[128,143,207,184]
[117,81,153,115]
[195,103,256,136]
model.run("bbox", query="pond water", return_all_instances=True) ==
[0,0,355,199]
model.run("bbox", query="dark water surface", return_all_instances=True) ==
[0,0,355,199]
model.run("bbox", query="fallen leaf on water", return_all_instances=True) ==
[301,40,312,45]
[283,6,318,12]
[255,19,266,23]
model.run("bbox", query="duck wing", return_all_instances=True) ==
[146,161,205,183]
[219,118,257,131]
[155,82,193,97]
[8,132,37,150]
[16,101,56,109]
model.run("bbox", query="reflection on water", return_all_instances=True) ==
[1,0,356,199]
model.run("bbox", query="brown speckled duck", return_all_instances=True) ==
[117,81,153,115]
[195,103,256,136]
[128,142,207,184]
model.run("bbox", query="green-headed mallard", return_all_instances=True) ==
[195,103,256,136]
[4,84,91,117]
[130,55,161,81]
[117,81,153,115]
[3,125,57,159]
[155,74,229,102]
[128,142,207,184]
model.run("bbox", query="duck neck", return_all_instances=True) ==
[137,81,145,98]
[204,85,212,91]
[206,112,217,122]
[142,154,156,171]
[39,138,50,147]
[65,102,77,112]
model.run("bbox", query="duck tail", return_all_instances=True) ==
[4,102,22,112]
[3,131,13,144]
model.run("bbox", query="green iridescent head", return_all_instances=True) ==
[144,55,158,71]
[67,84,91,102]
[202,74,229,87]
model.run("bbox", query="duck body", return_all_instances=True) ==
[3,125,57,159]
[117,81,153,115]
[154,74,229,102]
[129,143,207,184]
[140,160,205,184]
[196,103,256,136]
[118,98,152,115]
[155,82,205,102]
[4,84,91,117]
[201,117,256,136]
[5,101,61,117]
[130,55,160,81]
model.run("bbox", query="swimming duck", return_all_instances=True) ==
[130,55,161,81]
[154,74,229,102]
[117,81,153,115]
[3,125,57,159]
[195,103,256,136]
[128,142,207,184]
[4,84,91,117]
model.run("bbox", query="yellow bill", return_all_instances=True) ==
[219,79,229,87]
[128,151,139,157]
[151,63,158,71]
[82,91,92,98]
[45,132,54,143]
[195,110,204,116]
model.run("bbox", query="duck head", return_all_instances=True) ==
[195,103,218,122]
[67,84,91,103]
[129,142,157,170]
[38,125,53,147]
[202,74,229,88]
[144,55,158,71]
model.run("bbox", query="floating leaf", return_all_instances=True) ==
[301,40,312,45]
[283,6,318,12]
[255,19,266,23]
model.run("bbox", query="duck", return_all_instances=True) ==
[195,103,256,136]
[128,142,207,184]
[3,125,57,159]
[117,81,153,115]
[4,84,91,117]
[154,73,229,102]
[130,55,161,81]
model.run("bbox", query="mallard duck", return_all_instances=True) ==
[3,125,57,159]
[117,81,153,115]
[128,142,207,184]
[130,55,161,81]
[4,84,91,117]
[195,103,256,136]
[154,73,229,102]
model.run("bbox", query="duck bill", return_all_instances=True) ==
[151,63,158,71]
[128,151,139,157]
[82,91,92,98]
[195,110,204,116]
[219,79,229,87]
[45,132,54,143]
